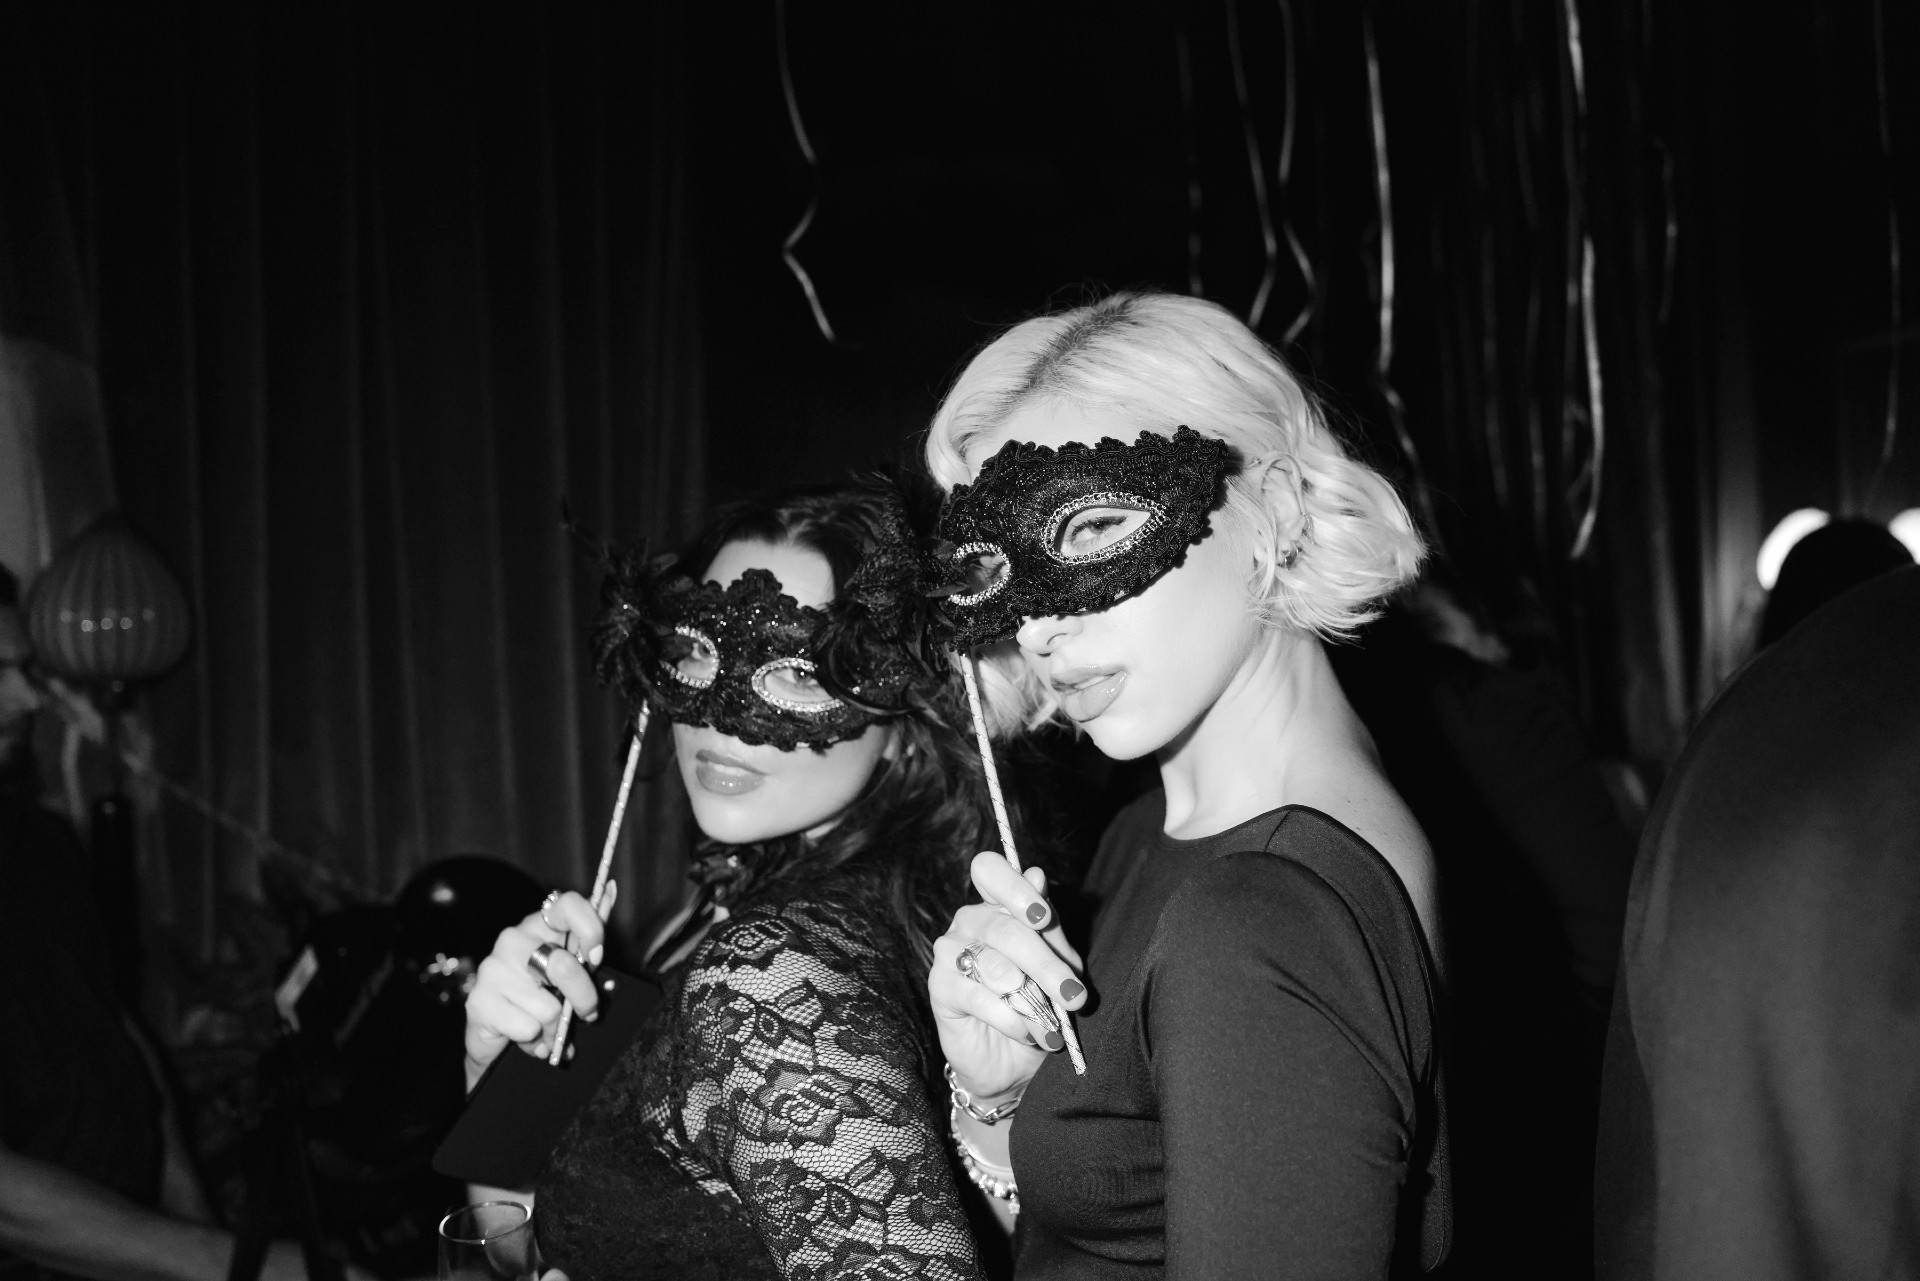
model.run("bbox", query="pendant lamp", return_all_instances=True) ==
[23,515,190,1006]
[25,515,192,696]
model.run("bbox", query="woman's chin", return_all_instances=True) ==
[685,793,780,846]
[1080,714,1166,763]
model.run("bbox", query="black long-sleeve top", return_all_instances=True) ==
[1010,796,1450,1279]
[535,889,985,1281]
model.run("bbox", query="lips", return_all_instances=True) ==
[693,748,767,795]
[1051,665,1128,723]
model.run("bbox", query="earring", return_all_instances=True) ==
[1280,510,1317,570]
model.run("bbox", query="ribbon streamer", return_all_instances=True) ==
[1361,8,1440,544]
[957,654,1086,1075]
[1561,0,1604,560]
[1571,236,1605,558]
[774,0,840,346]
[1274,0,1317,344]
[1225,0,1279,329]
[549,706,649,1066]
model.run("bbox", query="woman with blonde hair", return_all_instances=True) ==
[923,292,1452,1276]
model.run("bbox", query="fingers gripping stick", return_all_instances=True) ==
[958,654,1086,1075]
[548,705,648,1067]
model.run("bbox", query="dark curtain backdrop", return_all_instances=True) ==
[3,0,1913,1032]
[1,2,704,1007]
[688,0,1916,772]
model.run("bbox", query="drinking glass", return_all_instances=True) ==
[438,1201,537,1281]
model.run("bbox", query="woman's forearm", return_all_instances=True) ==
[0,1142,231,1281]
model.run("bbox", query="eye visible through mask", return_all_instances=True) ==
[930,427,1234,650]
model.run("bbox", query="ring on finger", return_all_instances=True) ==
[528,941,562,984]
[955,940,990,983]
[539,890,563,931]
[999,977,1060,1033]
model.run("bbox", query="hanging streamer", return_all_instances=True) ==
[1175,25,1205,297]
[1274,0,1318,344]
[1571,237,1605,558]
[1866,0,1902,506]
[1361,8,1440,543]
[774,0,841,346]
[1561,0,1604,560]
[1225,0,1279,329]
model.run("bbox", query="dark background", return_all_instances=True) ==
[2,0,1915,1034]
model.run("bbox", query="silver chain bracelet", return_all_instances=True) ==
[949,1104,1019,1212]
[945,1062,1021,1124]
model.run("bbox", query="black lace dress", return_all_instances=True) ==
[535,889,985,1281]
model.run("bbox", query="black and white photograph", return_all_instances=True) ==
[1,3,1915,1279]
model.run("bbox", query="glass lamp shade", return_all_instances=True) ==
[25,516,191,686]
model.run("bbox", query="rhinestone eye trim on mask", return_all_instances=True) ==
[750,656,844,716]
[668,624,718,689]
[1041,491,1170,566]
[947,541,1013,607]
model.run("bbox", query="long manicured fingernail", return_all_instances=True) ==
[1060,979,1085,1003]
[1042,1029,1065,1051]
[589,944,604,967]
[1026,902,1049,926]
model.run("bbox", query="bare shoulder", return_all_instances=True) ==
[1290,765,1441,955]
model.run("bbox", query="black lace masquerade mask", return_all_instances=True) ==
[648,568,883,750]
[929,426,1236,650]
[595,494,941,752]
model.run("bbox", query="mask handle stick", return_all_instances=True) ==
[549,704,649,1067]
[957,652,1087,1075]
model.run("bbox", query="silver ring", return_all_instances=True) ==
[999,977,1060,1033]
[528,941,561,984]
[955,940,990,983]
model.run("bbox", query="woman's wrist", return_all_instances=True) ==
[945,1062,1023,1123]
[949,1105,1019,1213]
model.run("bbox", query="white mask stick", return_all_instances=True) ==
[548,703,649,1066]
[957,653,1086,1075]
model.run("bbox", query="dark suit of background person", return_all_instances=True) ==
[1595,565,1920,1281]
[0,570,325,1281]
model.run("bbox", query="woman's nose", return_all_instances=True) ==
[1016,612,1082,655]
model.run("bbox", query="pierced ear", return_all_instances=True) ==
[880,723,905,762]
[1250,456,1311,554]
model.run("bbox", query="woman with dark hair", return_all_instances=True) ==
[462,479,996,1280]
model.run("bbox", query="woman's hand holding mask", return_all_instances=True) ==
[462,884,617,1094]
[929,853,1088,1104]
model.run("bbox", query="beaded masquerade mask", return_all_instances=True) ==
[646,568,892,750]
[596,489,940,752]
[930,426,1235,650]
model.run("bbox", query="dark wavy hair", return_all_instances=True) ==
[594,478,1003,975]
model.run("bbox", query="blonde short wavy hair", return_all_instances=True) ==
[924,291,1424,735]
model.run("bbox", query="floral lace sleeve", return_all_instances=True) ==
[652,899,984,1281]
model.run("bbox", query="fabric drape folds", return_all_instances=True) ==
[0,2,705,983]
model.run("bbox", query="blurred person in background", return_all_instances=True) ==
[1596,566,1920,1279]
[0,564,357,1281]
[1756,518,1914,648]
